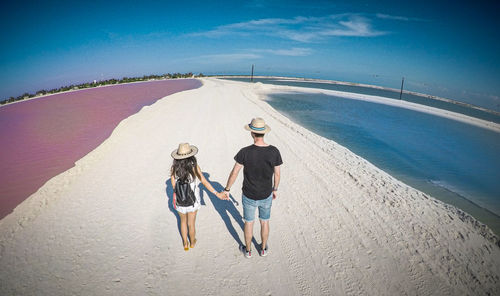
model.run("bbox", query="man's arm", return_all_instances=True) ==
[224,162,243,197]
[273,165,281,200]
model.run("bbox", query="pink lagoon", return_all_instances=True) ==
[0,79,201,219]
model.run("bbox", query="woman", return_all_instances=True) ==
[171,143,225,251]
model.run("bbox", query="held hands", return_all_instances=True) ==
[216,191,230,200]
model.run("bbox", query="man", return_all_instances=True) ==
[223,117,282,258]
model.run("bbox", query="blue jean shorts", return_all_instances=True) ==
[242,193,273,222]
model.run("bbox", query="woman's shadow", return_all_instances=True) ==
[165,173,258,249]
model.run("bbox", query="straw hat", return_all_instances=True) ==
[244,117,271,134]
[171,143,198,159]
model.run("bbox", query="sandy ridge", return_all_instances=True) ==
[216,76,500,117]
[1,78,499,295]
[255,83,500,133]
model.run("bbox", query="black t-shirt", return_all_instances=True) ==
[234,144,283,200]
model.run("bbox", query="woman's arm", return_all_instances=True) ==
[171,174,176,189]
[171,174,176,208]
[197,166,228,200]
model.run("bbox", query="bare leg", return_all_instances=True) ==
[187,210,198,247]
[260,220,269,250]
[244,221,254,251]
[179,213,189,249]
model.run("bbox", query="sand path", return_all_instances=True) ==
[1,78,499,295]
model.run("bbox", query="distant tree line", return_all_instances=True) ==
[1,72,205,105]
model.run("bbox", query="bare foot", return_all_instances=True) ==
[190,238,197,248]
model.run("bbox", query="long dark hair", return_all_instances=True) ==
[171,156,201,182]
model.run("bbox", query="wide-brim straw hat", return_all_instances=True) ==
[171,143,198,159]
[244,117,271,134]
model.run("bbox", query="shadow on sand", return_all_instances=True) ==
[165,172,258,250]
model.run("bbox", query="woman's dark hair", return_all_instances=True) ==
[171,156,201,181]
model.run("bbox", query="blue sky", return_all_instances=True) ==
[1,0,499,110]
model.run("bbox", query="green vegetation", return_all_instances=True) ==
[0,72,204,105]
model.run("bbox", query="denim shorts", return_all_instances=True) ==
[242,193,273,222]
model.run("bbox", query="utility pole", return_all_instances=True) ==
[251,64,254,82]
[399,77,405,100]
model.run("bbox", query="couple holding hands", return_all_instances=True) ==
[170,118,282,258]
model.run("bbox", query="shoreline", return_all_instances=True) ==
[253,82,500,233]
[0,77,196,108]
[1,78,498,295]
[0,79,202,219]
[247,79,499,240]
[216,75,500,117]
[256,83,500,134]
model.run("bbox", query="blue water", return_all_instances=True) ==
[223,78,500,234]
[224,77,500,124]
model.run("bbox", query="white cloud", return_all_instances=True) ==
[184,53,261,64]
[320,17,386,37]
[190,13,388,42]
[376,13,427,22]
[201,53,261,61]
[253,47,313,56]
[182,47,311,65]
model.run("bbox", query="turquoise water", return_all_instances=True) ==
[223,78,500,235]
[224,77,500,124]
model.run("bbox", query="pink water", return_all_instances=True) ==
[0,79,202,219]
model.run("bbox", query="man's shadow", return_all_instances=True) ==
[201,173,258,249]
[165,173,258,250]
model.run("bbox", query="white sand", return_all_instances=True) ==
[256,83,500,133]
[1,78,499,295]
